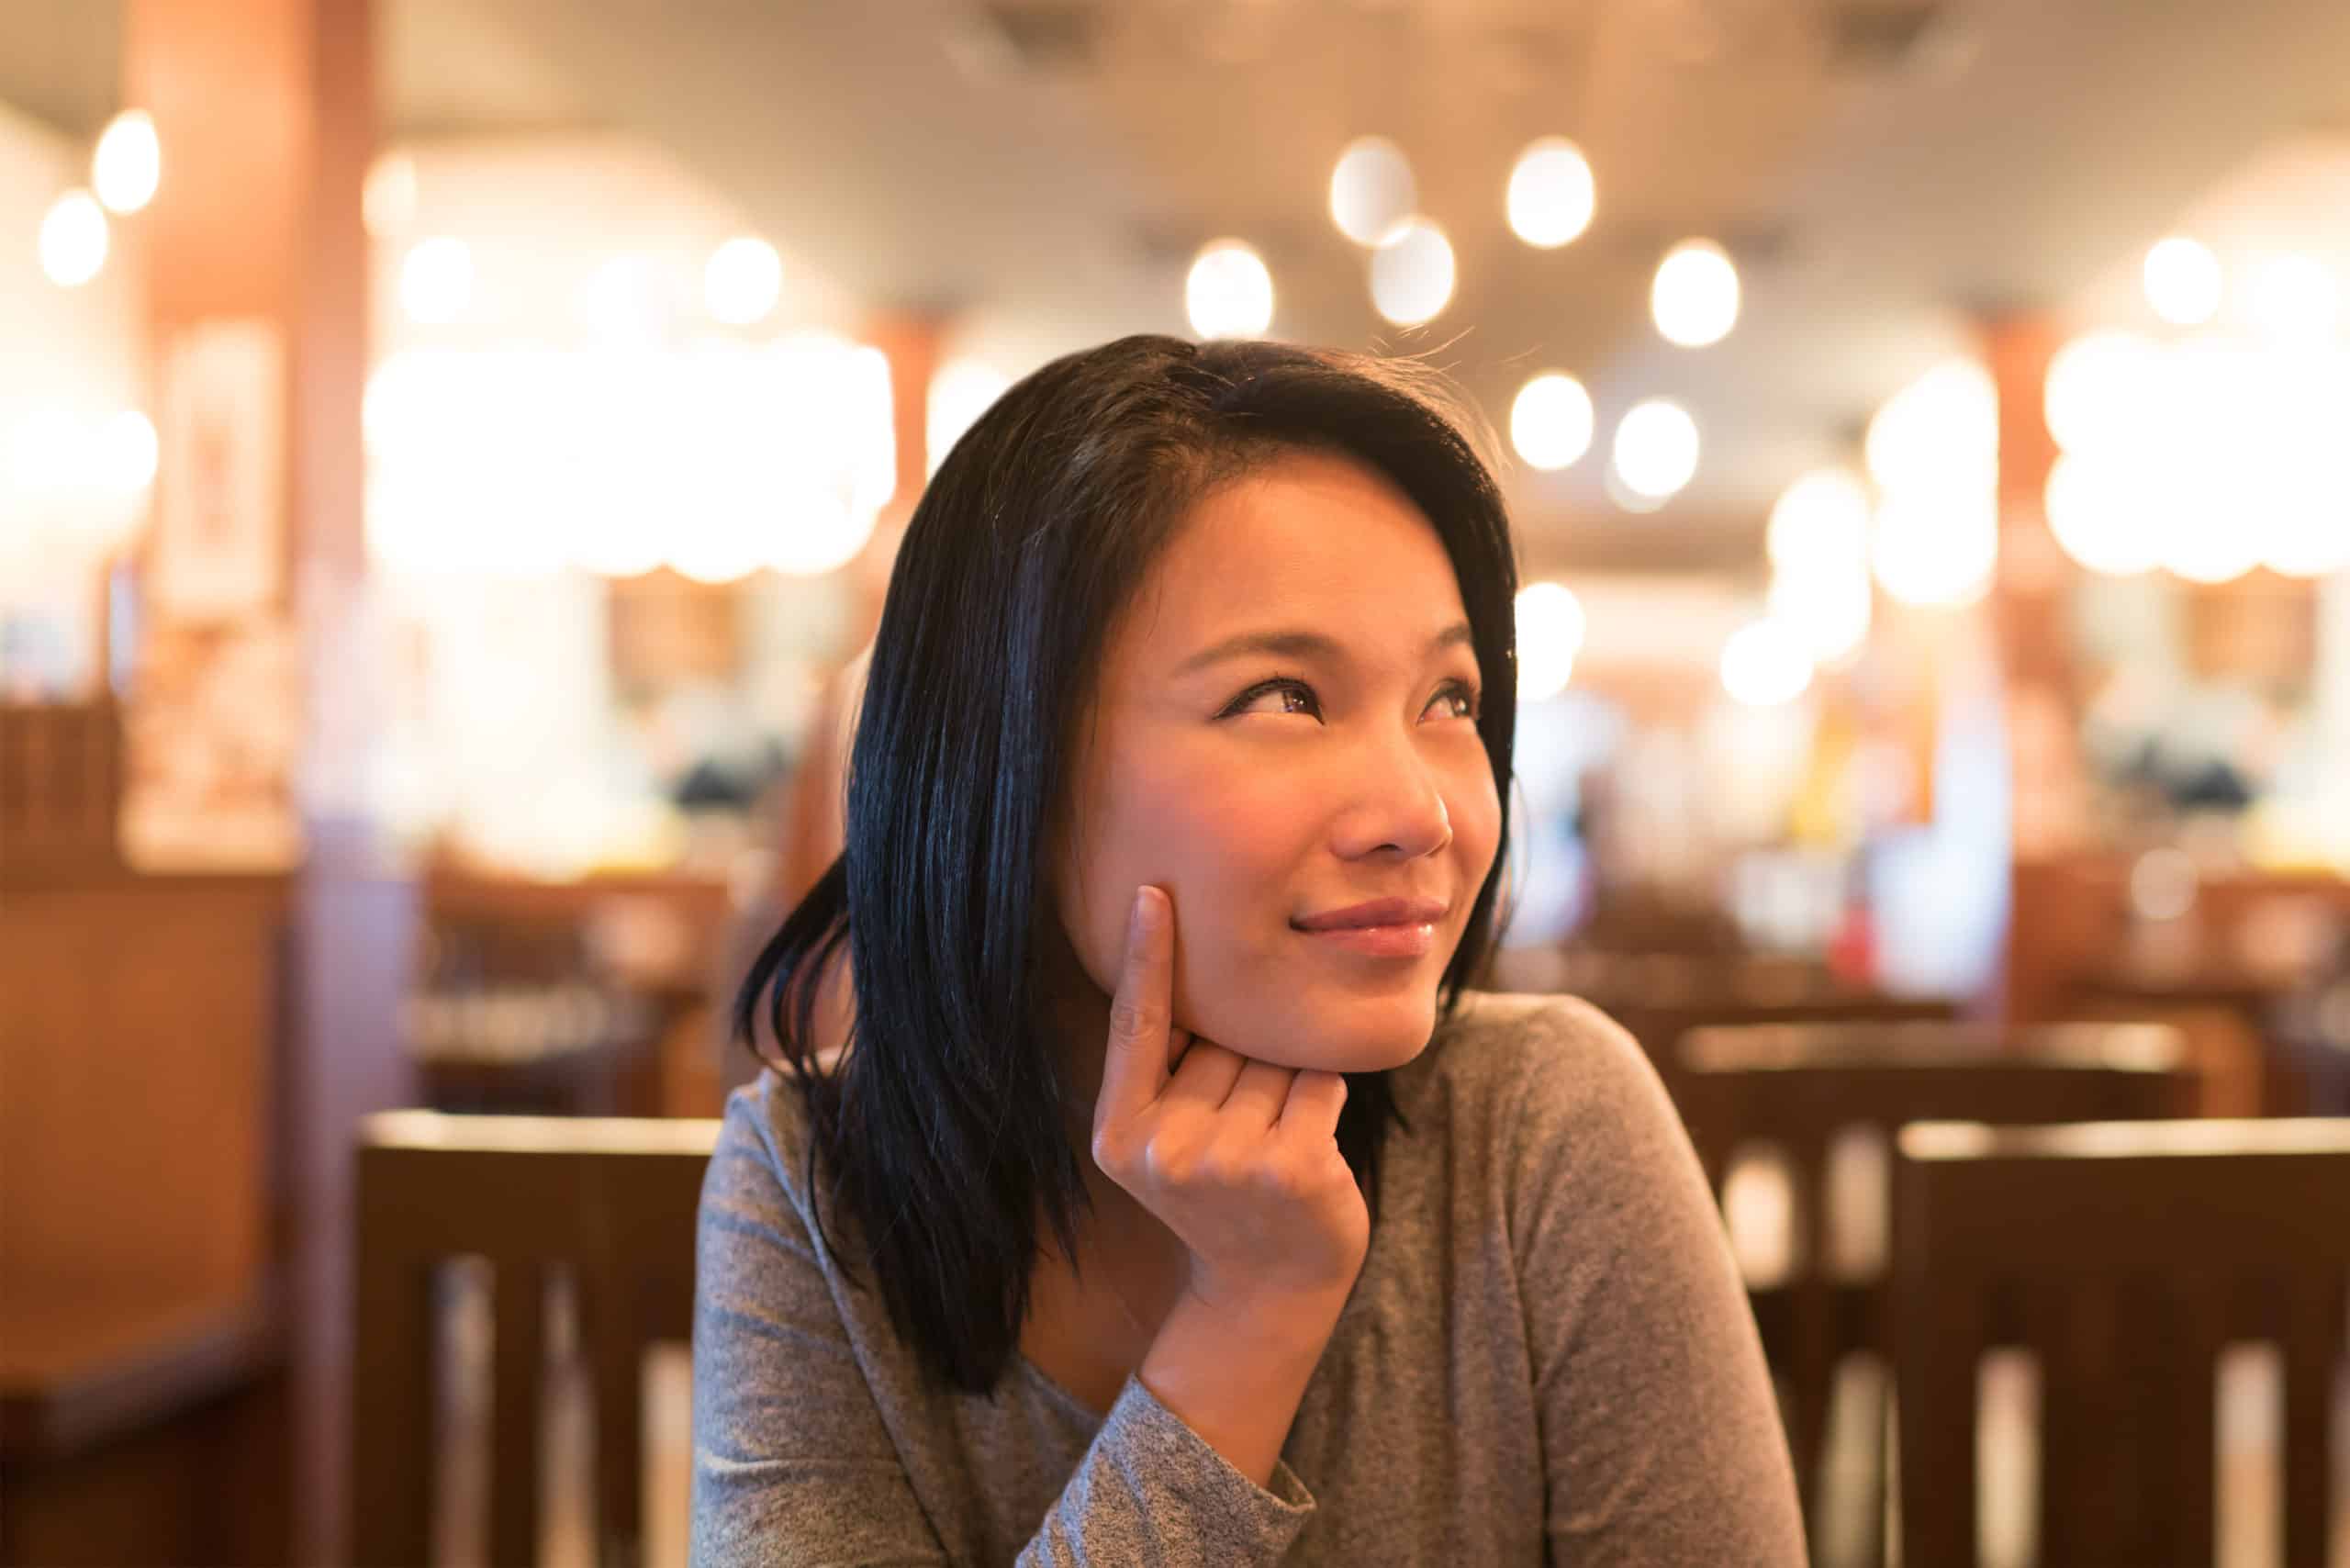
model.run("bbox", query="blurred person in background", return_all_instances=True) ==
[693,336,1803,1564]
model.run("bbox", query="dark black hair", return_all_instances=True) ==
[735,334,1519,1394]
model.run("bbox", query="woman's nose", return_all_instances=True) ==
[1329,739,1454,861]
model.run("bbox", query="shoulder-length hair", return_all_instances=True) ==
[736,333,1519,1394]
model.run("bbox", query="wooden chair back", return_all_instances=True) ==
[1673,1022,2194,1534]
[1617,966,1964,1102]
[351,1112,719,1568]
[1893,1117,2350,1568]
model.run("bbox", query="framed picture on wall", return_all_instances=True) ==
[150,319,284,620]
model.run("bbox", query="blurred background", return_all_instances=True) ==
[4,2,2349,1565]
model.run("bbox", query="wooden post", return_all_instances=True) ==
[1981,313,2087,1023]
[122,0,413,1559]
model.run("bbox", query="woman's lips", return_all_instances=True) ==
[1291,898,1446,959]
[1299,921,1436,958]
[1292,896,1448,931]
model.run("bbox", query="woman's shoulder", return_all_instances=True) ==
[1412,988,1653,1104]
[1397,989,1681,1177]
[710,1065,823,1213]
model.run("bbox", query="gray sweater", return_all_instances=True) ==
[691,991,1806,1565]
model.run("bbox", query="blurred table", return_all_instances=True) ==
[417,867,734,1116]
[1484,944,1963,1103]
[2075,961,2325,1116]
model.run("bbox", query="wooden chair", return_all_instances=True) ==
[1893,1117,2350,1568]
[1673,1021,2195,1560]
[351,1112,719,1568]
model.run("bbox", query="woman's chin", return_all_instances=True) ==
[1192,991,1439,1075]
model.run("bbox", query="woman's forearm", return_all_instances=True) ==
[1137,1282,1344,1489]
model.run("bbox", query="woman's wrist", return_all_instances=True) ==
[1136,1280,1346,1489]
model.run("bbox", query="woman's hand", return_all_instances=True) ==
[1089,885,1371,1318]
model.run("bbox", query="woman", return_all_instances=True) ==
[693,336,1803,1564]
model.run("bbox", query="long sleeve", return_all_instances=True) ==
[690,1084,1315,1567]
[1505,1002,1808,1565]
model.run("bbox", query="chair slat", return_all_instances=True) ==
[1783,1131,1836,1510]
[490,1260,546,1567]
[1677,1019,2192,1563]
[351,1114,719,1568]
[2278,1270,2343,1566]
[2154,1279,2226,1568]
[1894,1118,2350,1568]
[1889,1202,1981,1568]
[587,1278,646,1568]
[350,1150,437,1568]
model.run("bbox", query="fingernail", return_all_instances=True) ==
[1130,886,1162,938]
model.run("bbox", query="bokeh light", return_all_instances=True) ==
[92,110,161,214]
[1651,240,1740,348]
[1720,620,1815,707]
[400,237,474,325]
[2245,254,2340,341]
[2044,330,2163,454]
[2143,237,2221,327]
[1505,138,1595,250]
[1186,239,1275,338]
[704,237,783,327]
[1873,489,1998,606]
[1611,398,1700,501]
[1515,581,1585,700]
[1509,373,1594,472]
[1329,138,1416,247]
[2044,453,2167,577]
[927,358,1013,478]
[39,191,108,287]
[1368,218,1454,326]
[364,153,419,239]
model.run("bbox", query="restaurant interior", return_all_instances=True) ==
[3,0,2349,1563]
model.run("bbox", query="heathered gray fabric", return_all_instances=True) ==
[691,991,1806,1565]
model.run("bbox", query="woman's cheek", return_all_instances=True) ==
[1449,758,1504,875]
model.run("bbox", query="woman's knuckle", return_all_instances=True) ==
[1108,996,1162,1040]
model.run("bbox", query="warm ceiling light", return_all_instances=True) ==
[2043,454,2166,577]
[1865,358,1998,494]
[2163,521,2266,584]
[364,153,419,239]
[97,410,159,495]
[1509,373,1594,472]
[1767,469,1871,573]
[1872,490,1997,607]
[2245,254,2340,342]
[39,191,108,287]
[1368,218,1454,326]
[1185,239,1274,338]
[1515,581,1585,700]
[1328,137,1416,247]
[1719,620,1814,707]
[2043,330,2163,454]
[2143,237,2220,327]
[92,110,160,214]
[704,237,783,327]
[1610,398,1700,500]
[926,358,1013,478]
[1505,138,1595,250]
[1651,240,1740,348]
[1766,567,1871,667]
[399,237,473,325]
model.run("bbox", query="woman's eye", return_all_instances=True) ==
[1223,677,1322,720]
[1427,681,1481,722]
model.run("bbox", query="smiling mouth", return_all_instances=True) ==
[1292,920,1438,959]
[1291,897,1448,932]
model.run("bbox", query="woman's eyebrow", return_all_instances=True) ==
[1173,621,1472,677]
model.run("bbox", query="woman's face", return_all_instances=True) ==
[1049,448,1503,1074]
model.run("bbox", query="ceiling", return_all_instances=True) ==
[11,0,2350,580]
